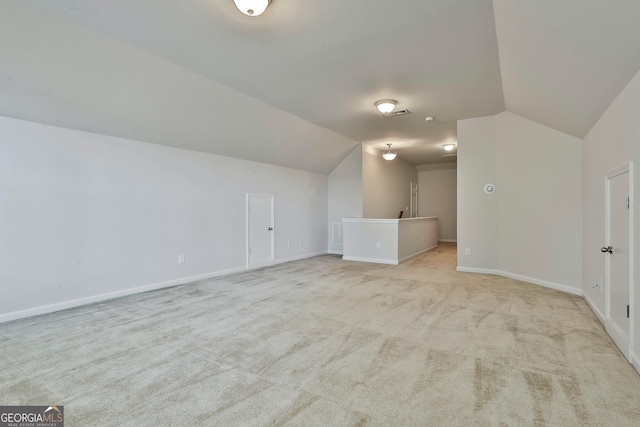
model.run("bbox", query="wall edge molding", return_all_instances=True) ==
[0,266,247,324]
[275,251,328,265]
[630,349,640,376]
[583,292,606,326]
[398,245,438,264]
[342,256,398,265]
[456,266,582,296]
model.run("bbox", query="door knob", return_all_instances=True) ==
[601,246,612,253]
[268,227,273,231]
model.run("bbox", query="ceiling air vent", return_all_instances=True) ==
[382,109,411,118]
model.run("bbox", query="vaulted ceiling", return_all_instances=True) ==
[2,1,640,171]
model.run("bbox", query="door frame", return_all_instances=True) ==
[410,181,418,218]
[246,193,275,270]
[604,162,634,360]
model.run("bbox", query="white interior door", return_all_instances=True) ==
[605,166,632,359]
[247,194,274,269]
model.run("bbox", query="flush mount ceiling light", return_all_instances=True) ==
[375,99,397,114]
[425,116,434,122]
[382,144,397,161]
[443,143,456,151]
[233,0,271,16]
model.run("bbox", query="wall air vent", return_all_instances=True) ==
[332,223,343,245]
[382,109,411,118]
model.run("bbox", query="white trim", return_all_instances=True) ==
[603,162,633,359]
[631,349,640,376]
[328,249,343,255]
[456,266,501,275]
[343,256,398,265]
[398,245,438,264]
[341,216,437,224]
[605,319,631,360]
[0,266,245,324]
[247,259,275,270]
[629,162,635,361]
[410,181,418,218]
[583,292,606,326]
[456,267,582,296]
[275,251,327,264]
[246,193,275,269]
[438,239,457,243]
[607,163,630,178]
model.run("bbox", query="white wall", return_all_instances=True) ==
[582,70,640,362]
[418,165,457,241]
[496,112,583,290]
[342,218,438,265]
[457,116,498,269]
[362,145,418,219]
[0,116,328,319]
[458,112,583,294]
[328,145,363,254]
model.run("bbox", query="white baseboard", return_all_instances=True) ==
[584,292,636,369]
[631,349,640,376]
[438,239,457,243]
[456,266,582,296]
[456,267,502,279]
[275,251,328,265]
[1,251,332,324]
[398,245,438,264]
[582,292,606,326]
[247,260,276,270]
[605,320,631,361]
[342,256,398,265]
[328,250,343,255]
[0,266,246,324]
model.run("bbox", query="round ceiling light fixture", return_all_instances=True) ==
[233,0,271,16]
[443,143,456,151]
[375,99,397,114]
[382,144,397,161]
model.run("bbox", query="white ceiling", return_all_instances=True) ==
[3,0,640,170]
[494,0,640,139]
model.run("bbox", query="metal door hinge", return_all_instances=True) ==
[627,305,630,318]
[627,197,630,209]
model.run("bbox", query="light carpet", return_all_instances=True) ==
[1,243,640,426]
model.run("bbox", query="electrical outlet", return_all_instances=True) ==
[178,255,185,264]
[376,242,381,249]
[299,240,302,247]
[593,277,602,291]
[465,248,471,256]
[287,241,291,248]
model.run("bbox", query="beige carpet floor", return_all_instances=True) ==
[2,243,640,426]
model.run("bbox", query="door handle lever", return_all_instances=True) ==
[601,246,612,253]
[268,227,273,231]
